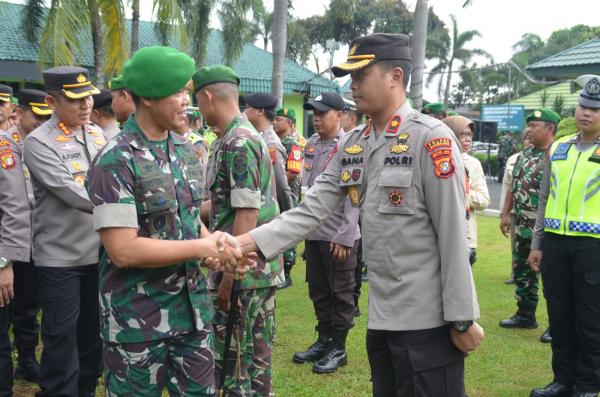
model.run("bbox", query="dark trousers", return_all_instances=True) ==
[541,233,600,392]
[36,265,102,397]
[12,261,40,354]
[305,240,357,331]
[367,325,466,397]
[0,305,13,397]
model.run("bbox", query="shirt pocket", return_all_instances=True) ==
[377,168,414,215]
[135,176,178,237]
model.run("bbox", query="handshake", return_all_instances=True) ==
[199,231,256,276]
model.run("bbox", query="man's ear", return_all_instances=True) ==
[45,95,57,111]
[390,66,404,88]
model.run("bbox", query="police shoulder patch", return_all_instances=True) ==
[425,137,454,179]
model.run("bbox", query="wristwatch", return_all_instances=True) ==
[451,321,473,333]
[0,257,13,270]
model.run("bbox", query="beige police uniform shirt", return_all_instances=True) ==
[24,114,107,267]
[0,129,32,262]
[250,101,479,331]
[463,153,490,248]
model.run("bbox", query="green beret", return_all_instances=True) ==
[422,102,446,114]
[109,74,127,91]
[276,107,296,122]
[526,108,561,124]
[447,111,458,116]
[193,65,240,93]
[123,46,195,98]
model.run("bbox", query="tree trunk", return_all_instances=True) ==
[271,0,287,107]
[263,37,268,51]
[409,0,428,110]
[89,0,104,87]
[443,58,453,108]
[131,0,140,55]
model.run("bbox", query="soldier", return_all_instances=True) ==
[528,76,600,397]
[421,102,447,120]
[0,84,14,131]
[498,130,518,183]
[108,74,135,124]
[273,106,303,289]
[23,66,105,397]
[180,107,210,175]
[233,33,483,397]
[443,115,490,265]
[243,93,293,216]
[194,65,284,396]
[292,92,360,374]
[86,46,244,397]
[1,89,52,386]
[91,88,120,139]
[499,108,559,341]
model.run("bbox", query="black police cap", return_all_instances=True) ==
[17,89,52,116]
[303,92,345,112]
[244,93,278,111]
[43,66,100,99]
[0,84,13,103]
[92,89,112,109]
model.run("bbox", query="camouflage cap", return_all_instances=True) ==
[123,46,195,98]
[526,108,561,124]
[193,65,240,93]
[276,107,296,122]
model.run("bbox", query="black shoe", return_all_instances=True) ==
[293,328,332,364]
[278,262,294,290]
[530,382,573,397]
[505,276,515,284]
[14,351,40,383]
[354,306,361,317]
[312,330,348,374]
[573,391,599,397]
[78,378,99,397]
[540,328,552,343]
[500,313,538,329]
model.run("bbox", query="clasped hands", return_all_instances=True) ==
[201,231,256,276]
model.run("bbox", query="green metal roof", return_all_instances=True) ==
[0,1,337,95]
[510,82,580,111]
[526,38,600,79]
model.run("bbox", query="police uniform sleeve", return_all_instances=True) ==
[531,160,551,251]
[228,135,262,209]
[24,135,94,213]
[422,129,480,321]
[274,143,293,212]
[0,138,31,262]
[468,157,490,211]
[249,136,348,259]
[86,146,138,230]
[331,197,360,248]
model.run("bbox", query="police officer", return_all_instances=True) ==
[421,102,447,120]
[292,92,360,374]
[273,107,303,288]
[0,84,14,131]
[235,33,483,397]
[91,88,120,139]
[108,74,135,124]
[499,109,558,340]
[528,76,600,397]
[23,67,105,397]
[194,65,283,396]
[1,89,52,385]
[243,92,293,216]
[87,46,243,397]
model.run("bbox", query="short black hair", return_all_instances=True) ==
[545,121,558,135]
[95,103,114,118]
[130,92,141,106]
[265,108,276,122]
[378,59,412,89]
[347,110,363,124]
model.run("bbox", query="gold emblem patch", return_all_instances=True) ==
[348,186,359,206]
[534,110,542,118]
[341,170,351,182]
[77,74,87,83]
[390,143,410,154]
[344,144,364,155]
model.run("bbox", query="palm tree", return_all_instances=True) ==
[271,0,287,106]
[258,10,273,51]
[428,15,491,107]
[130,0,139,54]
[219,0,264,66]
[409,0,428,110]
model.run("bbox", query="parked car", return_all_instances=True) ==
[471,141,498,156]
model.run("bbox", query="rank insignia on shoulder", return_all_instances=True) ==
[341,170,351,182]
[386,115,401,134]
[344,144,364,155]
[390,143,410,154]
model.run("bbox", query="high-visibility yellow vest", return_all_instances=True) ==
[544,134,600,238]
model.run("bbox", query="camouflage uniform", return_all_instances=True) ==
[498,134,517,182]
[279,134,303,269]
[510,146,548,315]
[87,117,215,397]
[205,114,283,396]
[186,129,210,178]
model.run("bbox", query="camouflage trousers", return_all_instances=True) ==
[103,325,216,397]
[212,286,276,397]
[513,219,539,314]
[282,247,296,265]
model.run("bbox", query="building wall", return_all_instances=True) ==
[282,94,305,137]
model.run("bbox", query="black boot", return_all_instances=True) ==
[499,311,538,329]
[312,329,348,374]
[14,348,40,383]
[78,376,99,397]
[540,328,552,343]
[278,261,294,290]
[293,324,332,364]
[572,391,599,397]
[530,382,573,397]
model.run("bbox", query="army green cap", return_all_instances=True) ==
[447,111,458,116]
[526,108,561,124]
[192,65,240,93]
[276,107,296,122]
[108,74,127,91]
[422,102,445,114]
[123,46,195,98]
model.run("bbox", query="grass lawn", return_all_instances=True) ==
[13,215,553,396]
